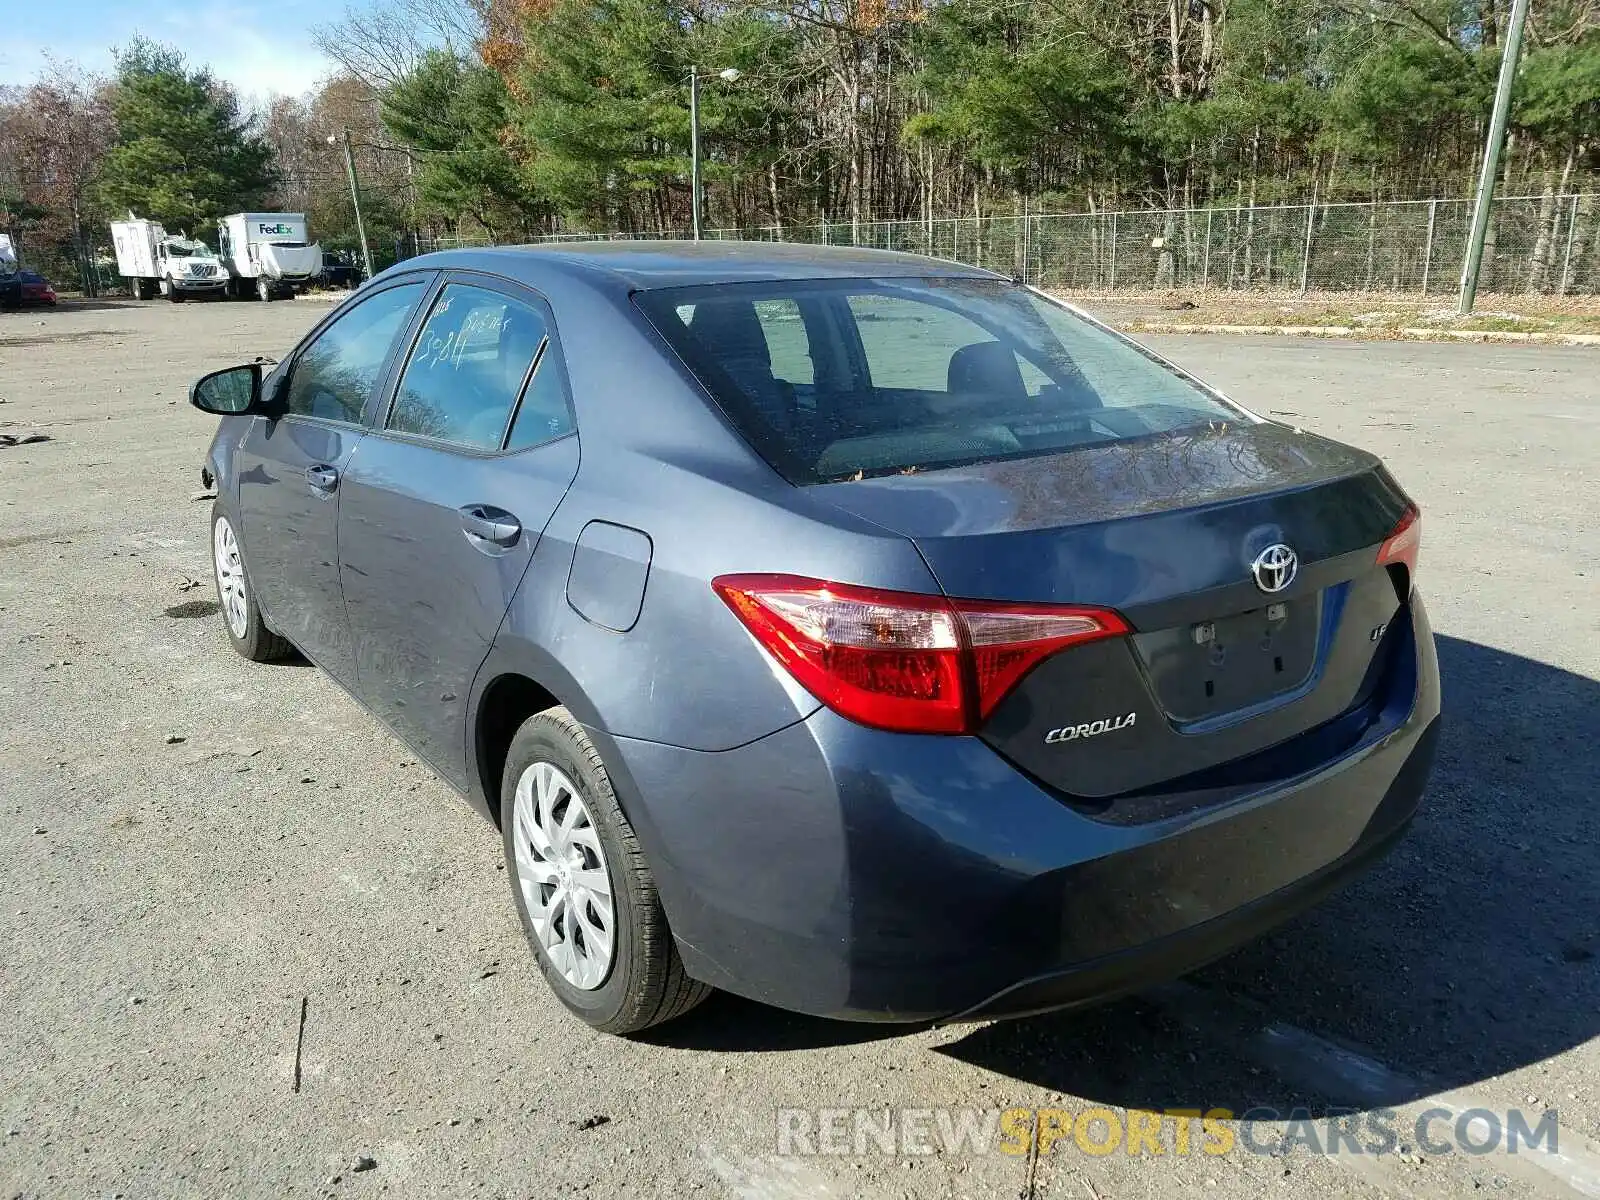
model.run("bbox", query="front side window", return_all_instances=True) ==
[388,283,551,451]
[637,277,1242,484]
[285,282,426,423]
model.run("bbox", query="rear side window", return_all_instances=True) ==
[505,345,575,451]
[286,282,425,423]
[388,283,551,451]
[636,277,1240,484]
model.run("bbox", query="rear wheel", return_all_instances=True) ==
[501,708,709,1034]
[211,506,293,663]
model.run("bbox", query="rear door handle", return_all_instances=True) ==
[459,504,521,549]
[305,464,339,495]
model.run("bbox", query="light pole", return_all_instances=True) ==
[329,129,375,280]
[1458,0,1531,314]
[689,66,741,241]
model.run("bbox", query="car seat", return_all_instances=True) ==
[688,301,796,434]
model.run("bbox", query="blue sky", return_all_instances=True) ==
[1,0,335,101]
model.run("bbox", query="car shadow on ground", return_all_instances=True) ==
[649,635,1600,1112]
[635,991,919,1052]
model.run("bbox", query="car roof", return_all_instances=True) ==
[402,240,1005,290]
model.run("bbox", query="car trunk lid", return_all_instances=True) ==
[814,421,1415,799]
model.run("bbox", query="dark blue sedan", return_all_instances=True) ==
[190,243,1438,1034]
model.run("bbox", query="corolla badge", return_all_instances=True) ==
[1251,543,1298,594]
[1044,712,1136,744]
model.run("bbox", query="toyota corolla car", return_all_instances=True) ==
[190,243,1438,1034]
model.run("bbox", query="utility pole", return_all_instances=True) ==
[689,66,701,241]
[1459,0,1530,314]
[338,128,375,280]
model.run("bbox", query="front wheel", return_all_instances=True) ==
[501,708,710,1034]
[256,277,273,302]
[211,506,293,662]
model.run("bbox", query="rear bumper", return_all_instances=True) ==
[952,748,1429,1021]
[602,594,1441,1022]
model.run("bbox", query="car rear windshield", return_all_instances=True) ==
[635,276,1242,484]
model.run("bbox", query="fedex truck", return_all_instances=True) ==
[218,213,324,301]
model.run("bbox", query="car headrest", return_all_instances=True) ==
[688,301,771,370]
[947,340,1026,401]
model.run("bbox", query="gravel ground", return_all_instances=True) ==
[1,297,1597,1199]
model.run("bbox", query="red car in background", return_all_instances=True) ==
[19,271,58,306]
[0,270,59,308]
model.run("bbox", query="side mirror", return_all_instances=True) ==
[190,363,263,415]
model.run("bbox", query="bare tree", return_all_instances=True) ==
[0,62,113,288]
[262,95,319,211]
[313,0,483,90]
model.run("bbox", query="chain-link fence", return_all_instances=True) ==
[409,192,1600,296]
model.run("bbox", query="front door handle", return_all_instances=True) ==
[305,464,339,495]
[459,504,521,549]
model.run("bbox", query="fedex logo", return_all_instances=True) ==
[257,222,296,235]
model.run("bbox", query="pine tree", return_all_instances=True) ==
[95,38,278,232]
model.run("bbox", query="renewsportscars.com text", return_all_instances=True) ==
[776,1106,1560,1159]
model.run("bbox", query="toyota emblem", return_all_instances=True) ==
[1251,543,1299,593]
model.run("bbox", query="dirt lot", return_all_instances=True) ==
[2,296,1598,1200]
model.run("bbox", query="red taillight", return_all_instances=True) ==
[1376,505,1422,582]
[955,601,1126,720]
[712,574,1127,734]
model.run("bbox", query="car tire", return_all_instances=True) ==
[256,277,273,302]
[211,505,293,663]
[169,284,184,304]
[501,707,710,1034]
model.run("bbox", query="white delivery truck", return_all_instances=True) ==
[218,213,324,301]
[0,234,16,274]
[109,217,228,301]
